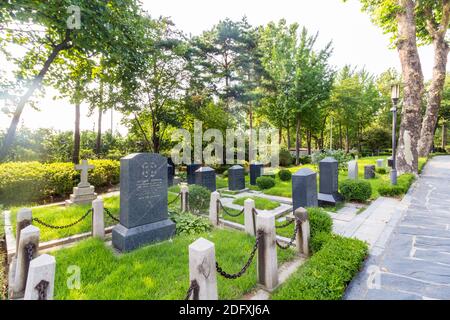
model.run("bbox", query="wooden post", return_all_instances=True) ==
[92,197,105,239]
[256,212,278,291]
[244,198,256,236]
[294,207,310,256]
[188,238,218,300]
[24,254,56,300]
[209,191,220,226]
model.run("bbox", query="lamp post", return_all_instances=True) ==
[390,84,400,185]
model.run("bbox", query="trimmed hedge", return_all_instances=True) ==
[256,176,275,190]
[378,173,415,197]
[339,179,372,202]
[0,160,120,204]
[188,185,211,214]
[308,207,333,239]
[272,234,368,300]
[278,169,292,181]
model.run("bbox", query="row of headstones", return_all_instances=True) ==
[184,163,265,192]
[187,193,311,300]
[348,158,387,180]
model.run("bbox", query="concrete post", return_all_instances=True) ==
[24,254,56,300]
[188,238,218,300]
[92,197,105,239]
[244,199,256,236]
[15,208,32,253]
[256,212,278,291]
[294,207,310,256]
[180,184,189,212]
[209,191,220,226]
[12,225,40,298]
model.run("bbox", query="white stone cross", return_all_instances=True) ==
[75,159,95,188]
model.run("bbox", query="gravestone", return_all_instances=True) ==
[66,159,97,205]
[187,164,201,185]
[387,157,393,168]
[250,163,264,185]
[318,157,342,206]
[195,167,216,192]
[112,153,175,252]
[168,157,176,175]
[168,164,174,187]
[348,160,358,180]
[376,159,385,168]
[292,168,318,210]
[364,165,376,179]
[228,165,245,191]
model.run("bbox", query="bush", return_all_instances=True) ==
[222,170,229,178]
[188,185,211,214]
[378,173,415,197]
[279,149,294,167]
[256,176,275,190]
[272,235,368,300]
[310,231,333,254]
[308,207,333,239]
[311,149,352,170]
[0,160,120,205]
[278,169,292,181]
[339,179,372,202]
[169,210,212,235]
[299,155,311,165]
[376,168,387,175]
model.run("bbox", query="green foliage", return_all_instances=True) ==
[340,179,372,202]
[188,185,211,214]
[279,149,294,167]
[376,167,387,174]
[232,197,280,211]
[169,211,212,235]
[256,176,275,190]
[308,207,333,239]
[0,160,120,204]
[310,231,334,254]
[311,150,352,169]
[272,235,368,300]
[299,155,312,165]
[278,169,292,181]
[363,127,391,154]
[378,173,416,197]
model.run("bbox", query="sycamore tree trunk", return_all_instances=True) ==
[0,36,71,162]
[418,38,450,156]
[73,102,81,164]
[395,0,425,174]
[295,114,301,165]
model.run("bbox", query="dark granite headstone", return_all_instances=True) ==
[292,168,318,210]
[228,165,245,191]
[112,153,175,252]
[168,157,176,175]
[387,157,393,168]
[167,164,174,187]
[195,166,216,191]
[187,164,201,184]
[318,157,342,206]
[364,165,376,179]
[250,163,264,186]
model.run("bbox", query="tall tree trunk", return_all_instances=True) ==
[307,129,312,155]
[295,114,301,165]
[95,107,103,155]
[287,120,291,150]
[442,122,448,149]
[339,123,343,150]
[73,102,81,164]
[418,35,450,156]
[0,36,71,161]
[345,126,350,153]
[279,128,282,145]
[395,0,425,174]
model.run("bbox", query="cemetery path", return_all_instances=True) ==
[345,156,450,300]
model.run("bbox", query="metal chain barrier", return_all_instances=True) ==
[275,218,295,229]
[168,192,182,206]
[217,200,244,218]
[35,280,49,300]
[32,208,93,229]
[216,230,263,279]
[276,220,300,250]
[185,279,199,300]
[104,207,120,223]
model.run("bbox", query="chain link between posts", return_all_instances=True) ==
[32,208,93,229]
[217,200,244,218]
[276,219,300,250]
[185,279,199,300]
[168,192,182,206]
[104,207,120,222]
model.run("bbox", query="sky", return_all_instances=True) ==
[0,0,442,134]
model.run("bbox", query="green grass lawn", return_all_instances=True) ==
[10,192,181,242]
[232,197,280,210]
[53,228,296,300]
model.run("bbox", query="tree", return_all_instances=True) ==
[0,0,145,161]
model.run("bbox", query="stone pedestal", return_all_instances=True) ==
[195,167,216,192]
[228,165,245,191]
[348,160,359,180]
[292,168,318,210]
[209,192,220,226]
[66,186,97,205]
[188,238,218,300]
[244,198,256,236]
[250,163,263,186]
[318,157,342,206]
[24,254,56,300]
[256,213,278,291]
[112,153,175,252]
[376,159,385,168]
[187,164,201,185]
[364,165,376,179]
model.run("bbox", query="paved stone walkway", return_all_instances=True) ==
[345,156,450,300]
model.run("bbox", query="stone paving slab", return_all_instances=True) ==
[345,156,450,300]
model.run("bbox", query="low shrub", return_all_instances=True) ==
[279,149,294,167]
[308,207,333,239]
[311,149,352,170]
[278,169,292,182]
[310,231,333,254]
[188,185,211,214]
[339,179,372,202]
[222,170,229,178]
[299,155,312,165]
[378,173,415,197]
[256,176,275,190]
[169,211,212,235]
[272,235,368,300]
[0,160,120,205]
[376,168,387,175]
